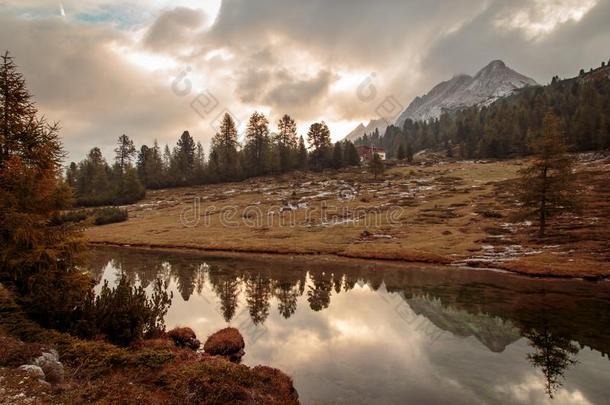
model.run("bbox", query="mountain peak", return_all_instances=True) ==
[387,60,537,128]
[486,59,506,68]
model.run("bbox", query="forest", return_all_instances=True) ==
[357,62,610,159]
[67,114,361,206]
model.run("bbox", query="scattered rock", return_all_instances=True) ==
[360,229,372,238]
[17,365,45,381]
[203,327,245,362]
[168,327,201,350]
[33,350,64,385]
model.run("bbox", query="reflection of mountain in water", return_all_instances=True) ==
[87,247,610,362]
[405,293,521,353]
[86,247,607,400]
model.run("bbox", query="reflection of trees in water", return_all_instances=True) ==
[87,247,609,379]
[172,262,199,301]
[525,327,579,399]
[83,251,111,284]
[332,273,343,294]
[307,271,333,312]
[245,273,272,325]
[275,281,300,319]
[208,265,241,323]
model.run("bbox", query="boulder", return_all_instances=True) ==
[168,327,201,350]
[18,364,45,381]
[33,349,64,384]
[203,327,245,362]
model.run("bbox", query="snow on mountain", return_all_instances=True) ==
[395,60,537,126]
[343,60,537,141]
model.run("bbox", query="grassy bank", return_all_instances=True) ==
[84,155,610,279]
[0,285,299,404]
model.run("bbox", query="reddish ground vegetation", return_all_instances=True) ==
[0,285,299,404]
[167,326,201,350]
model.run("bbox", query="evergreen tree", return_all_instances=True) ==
[396,143,406,160]
[244,111,271,176]
[307,121,332,171]
[194,141,206,183]
[175,130,196,184]
[406,143,414,163]
[297,136,308,170]
[210,112,240,181]
[136,144,152,186]
[344,141,360,166]
[114,134,136,174]
[517,112,578,237]
[332,141,343,169]
[275,114,298,172]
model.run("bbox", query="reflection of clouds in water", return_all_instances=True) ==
[87,248,610,405]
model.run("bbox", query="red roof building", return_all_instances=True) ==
[356,145,386,162]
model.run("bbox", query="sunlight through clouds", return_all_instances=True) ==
[495,0,597,39]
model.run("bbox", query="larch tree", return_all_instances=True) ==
[517,112,579,238]
[0,51,89,323]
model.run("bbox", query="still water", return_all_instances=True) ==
[86,247,610,405]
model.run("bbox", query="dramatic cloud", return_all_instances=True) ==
[0,0,609,161]
[143,7,206,54]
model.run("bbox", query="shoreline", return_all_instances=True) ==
[87,241,610,282]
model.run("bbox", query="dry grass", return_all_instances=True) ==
[84,155,610,278]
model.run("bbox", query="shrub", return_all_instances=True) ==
[24,269,94,332]
[203,327,245,360]
[93,207,128,225]
[50,210,90,226]
[79,277,173,346]
[168,327,201,350]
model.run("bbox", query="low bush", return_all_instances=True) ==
[93,207,128,225]
[77,277,173,346]
[50,210,90,226]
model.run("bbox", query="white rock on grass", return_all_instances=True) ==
[17,365,45,381]
[33,350,64,384]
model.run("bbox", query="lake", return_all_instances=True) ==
[86,247,610,405]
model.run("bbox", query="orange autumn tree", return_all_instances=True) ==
[0,51,89,327]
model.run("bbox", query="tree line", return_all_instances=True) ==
[357,61,610,160]
[67,113,362,206]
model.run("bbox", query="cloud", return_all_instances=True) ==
[262,69,334,119]
[1,0,609,155]
[143,7,206,54]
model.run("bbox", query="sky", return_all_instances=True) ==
[1,0,609,161]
